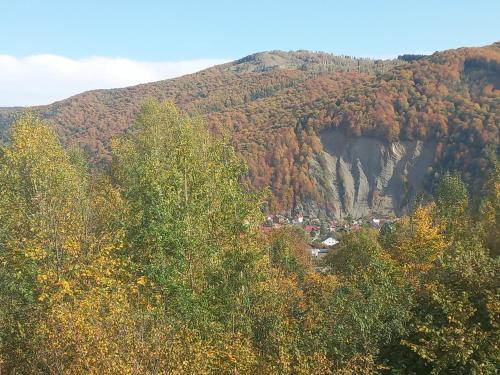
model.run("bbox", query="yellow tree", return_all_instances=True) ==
[390,204,448,282]
[0,113,89,372]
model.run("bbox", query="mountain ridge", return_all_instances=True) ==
[1,43,498,217]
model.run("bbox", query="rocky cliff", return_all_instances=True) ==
[306,130,436,219]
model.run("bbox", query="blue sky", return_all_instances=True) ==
[0,0,498,106]
[2,0,498,59]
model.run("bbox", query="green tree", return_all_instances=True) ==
[479,146,500,256]
[267,227,311,277]
[435,173,469,237]
[403,240,499,374]
[324,230,413,369]
[112,100,263,336]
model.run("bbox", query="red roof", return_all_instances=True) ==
[304,225,320,233]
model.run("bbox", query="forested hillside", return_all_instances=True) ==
[0,43,498,216]
[1,104,498,374]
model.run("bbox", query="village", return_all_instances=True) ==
[261,212,397,261]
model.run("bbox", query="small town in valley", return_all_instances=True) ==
[261,211,397,261]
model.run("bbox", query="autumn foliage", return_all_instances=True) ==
[0,44,498,212]
[0,103,498,374]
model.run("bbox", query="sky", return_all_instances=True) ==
[0,0,498,106]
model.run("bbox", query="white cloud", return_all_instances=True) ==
[0,55,229,107]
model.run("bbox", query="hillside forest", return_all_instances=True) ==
[0,43,498,215]
[0,102,498,374]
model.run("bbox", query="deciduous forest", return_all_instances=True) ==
[1,43,498,213]
[1,102,498,374]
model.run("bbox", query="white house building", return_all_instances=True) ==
[322,237,339,247]
[310,248,320,257]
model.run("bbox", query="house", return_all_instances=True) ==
[292,212,304,225]
[321,237,339,247]
[310,248,320,257]
[329,219,340,232]
[310,248,329,259]
[275,214,287,224]
[304,225,320,234]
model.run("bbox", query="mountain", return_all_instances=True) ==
[1,43,499,218]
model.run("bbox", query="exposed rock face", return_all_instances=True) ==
[308,130,436,219]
